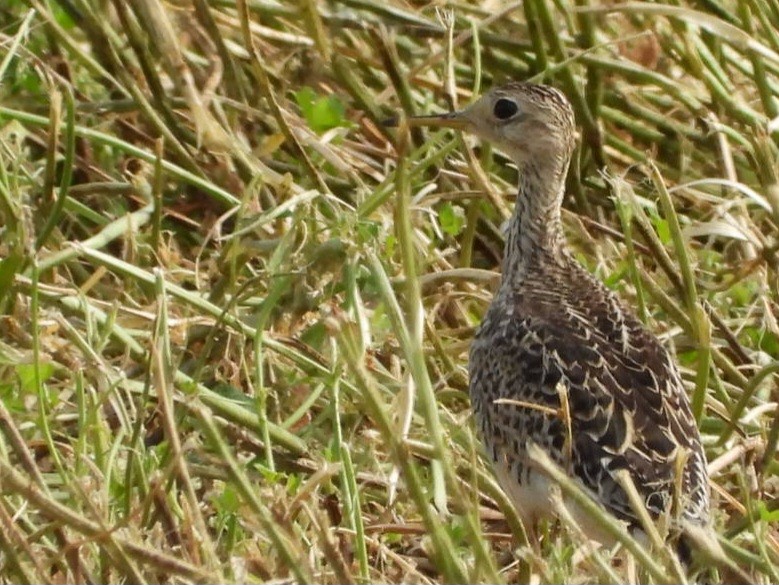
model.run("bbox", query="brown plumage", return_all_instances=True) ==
[400,82,709,546]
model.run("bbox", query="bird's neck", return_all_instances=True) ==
[501,161,569,284]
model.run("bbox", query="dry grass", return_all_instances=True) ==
[0,0,778,582]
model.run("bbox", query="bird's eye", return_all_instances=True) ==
[493,98,518,120]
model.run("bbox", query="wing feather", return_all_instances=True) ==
[469,263,709,528]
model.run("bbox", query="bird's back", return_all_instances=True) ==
[469,252,709,535]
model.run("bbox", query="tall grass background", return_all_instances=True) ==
[0,0,777,582]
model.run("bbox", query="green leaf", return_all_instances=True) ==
[295,87,316,116]
[16,362,55,392]
[0,383,24,411]
[758,501,779,523]
[211,383,253,406]
[214,485,240,514]
[0,252,24,303]
[294,87,346,134]
[285,473,302,494]
[652,217,671,245]
[438,203,464,236]
[301,321,327,351]
[356,220,380,242]
[384,234,397,259]
[603,264,628,290]
[728,279,757,307]
[447,515,467,545]
[53,3,77,29]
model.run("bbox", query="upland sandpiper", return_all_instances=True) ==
[394,82,709,552]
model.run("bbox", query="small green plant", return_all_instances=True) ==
[294,87,347,134]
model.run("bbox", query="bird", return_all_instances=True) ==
[391,82,710,555]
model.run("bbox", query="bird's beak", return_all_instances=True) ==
[383,110,471,130]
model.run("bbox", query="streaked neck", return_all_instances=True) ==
[501,161,568,285]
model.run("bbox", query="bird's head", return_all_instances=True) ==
[395,82,576,171]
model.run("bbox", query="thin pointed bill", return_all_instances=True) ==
[383,110,470,130]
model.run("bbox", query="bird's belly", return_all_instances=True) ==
[493,453,623,545]
[493,455,552,526]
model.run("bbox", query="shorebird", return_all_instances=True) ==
[391,82,710,554]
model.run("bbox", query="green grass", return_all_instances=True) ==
[0,0,778,582]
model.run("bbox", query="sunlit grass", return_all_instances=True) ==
[0,0,777,582]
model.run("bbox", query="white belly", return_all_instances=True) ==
[493,456,624,545]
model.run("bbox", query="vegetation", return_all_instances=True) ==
[0,0,777,582]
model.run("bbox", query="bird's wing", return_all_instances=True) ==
[476,295,708,527]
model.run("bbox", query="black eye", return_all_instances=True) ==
[493,98,518,120]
